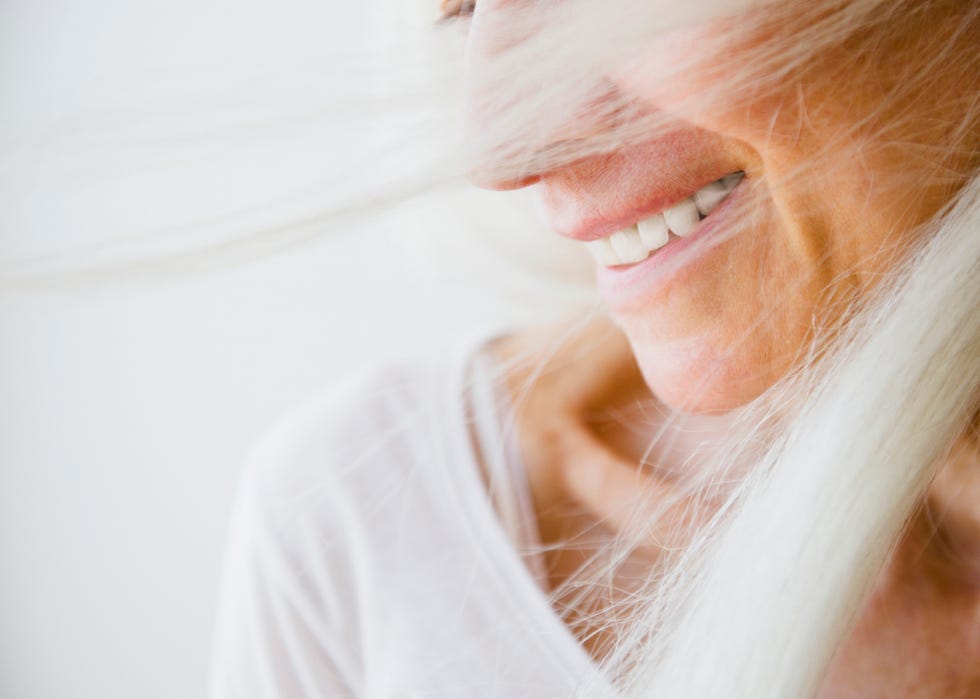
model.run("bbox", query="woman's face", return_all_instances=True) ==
[463,0,974,412]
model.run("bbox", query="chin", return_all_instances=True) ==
[626,331,781,415]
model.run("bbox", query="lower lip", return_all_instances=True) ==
[595,181,747,307]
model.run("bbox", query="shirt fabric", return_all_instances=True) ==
[208,342,618,698]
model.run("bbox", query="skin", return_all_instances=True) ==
[460,0,980,695]
[489,322,979,696]
[469,0,978,413]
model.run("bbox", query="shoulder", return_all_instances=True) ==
[211,361,469,696]
[231,356,477,553]
[243,360,458,499]
[213,353,617,698]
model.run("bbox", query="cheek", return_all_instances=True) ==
[610,25,723,114]
[610,24,814,158]
[611,201,832,412]
[604,26,925,413]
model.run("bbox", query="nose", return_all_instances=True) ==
[464,0,628,191]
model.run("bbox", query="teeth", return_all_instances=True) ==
[637,213,669,250]
[584,237,620,267]
[584,172,744,267]
[663,197,700,237]
[694,172,744,216]
[608,226,648,265]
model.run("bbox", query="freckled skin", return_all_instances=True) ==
[470,1,978,413]
[582,4,977,413]
[467,0,980,694]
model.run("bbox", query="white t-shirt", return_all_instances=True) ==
[208,344,617,698]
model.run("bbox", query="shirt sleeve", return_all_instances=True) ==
[207,396,368,699]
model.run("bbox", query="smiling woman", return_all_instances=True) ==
[466,0,978,413]
[208,0,980,697]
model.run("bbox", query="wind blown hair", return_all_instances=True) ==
[389,0,979,697]
[6,0,977,696]
[614,178,980,698]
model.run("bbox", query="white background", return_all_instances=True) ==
[0,2,426,696]
[0,1,593,697]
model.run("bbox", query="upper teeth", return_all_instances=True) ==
[585,172,743,267]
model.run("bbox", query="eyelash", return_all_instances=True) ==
[439,0,476,23]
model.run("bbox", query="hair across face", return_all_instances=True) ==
[460,0,980,412]
[426,3,980,696]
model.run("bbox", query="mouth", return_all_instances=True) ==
[583,172,745,268]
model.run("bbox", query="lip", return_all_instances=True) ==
[595,178,748,306]
[538,130,741,243]
[558,171,740,242]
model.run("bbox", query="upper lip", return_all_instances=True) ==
[534,127,745,242]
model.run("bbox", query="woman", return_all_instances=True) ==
[210,0,979,696]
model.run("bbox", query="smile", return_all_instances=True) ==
[584,172,744,267]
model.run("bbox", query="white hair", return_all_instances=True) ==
[378,1,979,697]
[5,0,977,696]
[618,177,979,698]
